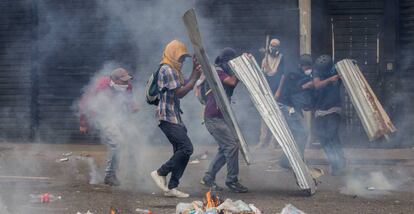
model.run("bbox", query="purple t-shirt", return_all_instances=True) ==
[204,67,234,118]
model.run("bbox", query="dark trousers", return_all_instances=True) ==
[279,105,308,167]
[204,117,239,183]
[315,113,346,173]
[157,121,194,189]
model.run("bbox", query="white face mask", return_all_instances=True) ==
[304,69,312,76]
[110,80,128,92]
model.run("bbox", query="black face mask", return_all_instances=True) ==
[270,46,279,55]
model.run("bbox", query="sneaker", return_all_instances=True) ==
[150,170,167,191]
[200,177,224,191]
[226,181,248,193]
[164,188,190,198]
[104,174,120,186]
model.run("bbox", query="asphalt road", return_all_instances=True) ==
[0,143,413,214]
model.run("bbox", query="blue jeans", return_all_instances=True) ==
[204,117,239,183]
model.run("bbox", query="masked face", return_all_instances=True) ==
[304,68,312,76]
[269,45,279,55]
[110,80,128,92]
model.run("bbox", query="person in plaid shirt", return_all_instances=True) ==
[151,40,201,198]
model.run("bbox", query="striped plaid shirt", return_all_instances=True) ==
[156,64,182,124]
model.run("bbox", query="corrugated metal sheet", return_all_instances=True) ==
[0,0,34,140]
[328,0,384,134]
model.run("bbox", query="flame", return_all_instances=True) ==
[110,207,118,214]
[205,189,220,208]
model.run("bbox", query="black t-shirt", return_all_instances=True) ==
[279,69,314,112]
[313,67,342,110]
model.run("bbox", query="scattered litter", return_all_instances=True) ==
[189,159,201,164]
[367,186,376,191]
[57,157,69,162]
[62,152,72,157]
[200,151,208,160]
[76,211,94,214]
[151,192,155,195]
[80,152,91,157]
[309,167,324,179]
[280,204,306,214]
[249,204,261,214]
[29,193,62,203]
[176,201,204,214]
[136,208,152,213]
[395,200,400,204]
[191,151,209,161]
[176,190,261,214]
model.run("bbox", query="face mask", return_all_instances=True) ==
[270,46,279,55]
[110,80,128,92]
[304,69,312,76]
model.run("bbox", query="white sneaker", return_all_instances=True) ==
[150,170,167,191]
[164,188,190,198]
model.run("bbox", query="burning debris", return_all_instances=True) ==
[176,190,261,214]
[336,59,396,141]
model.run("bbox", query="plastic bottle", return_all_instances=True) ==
[29,193,62,203]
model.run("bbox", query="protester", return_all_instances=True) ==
[257,38,286,149]
[200,48,248,193]
[277,54,315,168]
[79,67,136,186]
[312,54,346,175]
[150,40,202,198]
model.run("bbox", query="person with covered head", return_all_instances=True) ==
[200,48,248,193]
[257,38,286,149]
[79,67,136,186]
[277,54,315,169]
[312,54,346,175]
[150,40,202,198]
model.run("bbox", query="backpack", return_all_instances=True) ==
[145,65,165,105]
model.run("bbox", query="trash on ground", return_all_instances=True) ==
[367,186,376,191]
[176,190,260,214]
[280,204,306,214]
[189,159,201,164]
[76,211,94,214]
[190,151,209,162]
[80,152,91,157]
[57,157,69,162]
[62,152,72,157]
[136,208,152,213]
[29,193,62,203]
[309,167,324,179]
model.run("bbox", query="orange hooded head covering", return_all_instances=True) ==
[160,40,189,84]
